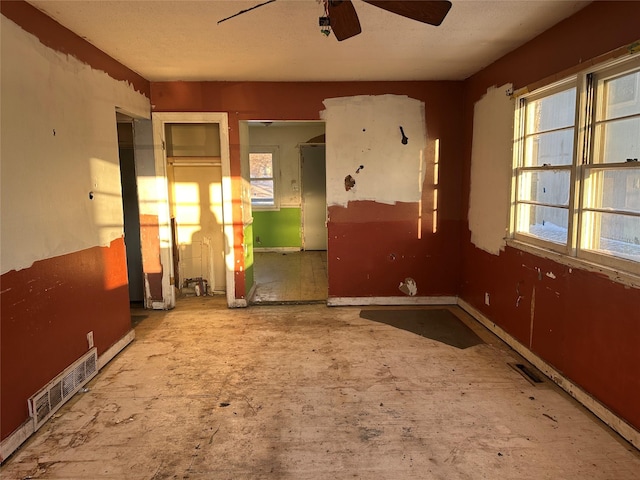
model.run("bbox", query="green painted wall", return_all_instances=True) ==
[253,208,301,248]
[244,223,254,294]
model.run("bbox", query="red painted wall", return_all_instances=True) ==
[1,239,132,440]
[460,2,640,430]
[151,81,465,299]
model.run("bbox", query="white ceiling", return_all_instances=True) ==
[27,0,591,82]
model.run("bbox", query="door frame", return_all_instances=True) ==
[152,112,236,308]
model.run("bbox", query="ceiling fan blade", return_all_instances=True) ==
[328,1,362,41]
[363,0,452,26]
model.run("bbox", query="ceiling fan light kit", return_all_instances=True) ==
[220,0,452,41]
[319,16,332,36]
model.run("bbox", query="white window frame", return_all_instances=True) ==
[510,54,640,280]
[249,145,280,211]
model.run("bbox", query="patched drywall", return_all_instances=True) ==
[0,16,150,274]
[468,84,514,255]
[322,95,427,207]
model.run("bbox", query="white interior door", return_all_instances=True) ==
[301,145,327,250]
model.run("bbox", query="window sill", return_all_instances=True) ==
[505,239,640,289]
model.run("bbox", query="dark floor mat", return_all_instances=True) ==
[359,309,484,349]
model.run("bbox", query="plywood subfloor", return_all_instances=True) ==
[2,299,638,479]
[251,251,327,304]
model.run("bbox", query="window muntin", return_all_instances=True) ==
[513,56,640,275]
[514,84,576,250]
[593,70,640,164]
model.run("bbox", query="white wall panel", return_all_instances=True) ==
[0,16,150,274]
[322,95,427,208]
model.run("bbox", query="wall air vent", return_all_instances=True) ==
[28,347,98,431]
[509,362,544,385]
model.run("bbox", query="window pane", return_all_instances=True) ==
[593,116,640,164]
[516,204,568,245]
[603,70,640,120]
[581,211,640,263]
[250,180,274,204]
[518,169,570,205]
[249,153,273,178]
[524,129,574,166]
[583,167,640,214]
[526,88,576,134]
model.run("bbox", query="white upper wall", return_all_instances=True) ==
[468,84,514,255]
[0,16,150,274]
[322,95,427,208]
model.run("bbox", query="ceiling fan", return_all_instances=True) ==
[218,0,453,41]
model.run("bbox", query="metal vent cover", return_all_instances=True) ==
[28,348,98,431]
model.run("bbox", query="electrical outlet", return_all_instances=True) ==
[484,293,490,306]
[87,331,94,349]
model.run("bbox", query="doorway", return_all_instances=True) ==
[152,113,237,308]
[117,115,144,304]
[165,123,226,297]
[246,122,328,304]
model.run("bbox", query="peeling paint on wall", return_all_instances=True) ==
[399,277,418,296]
[344,174,356,191]
[322,95,427,208]
[468,84,514,255]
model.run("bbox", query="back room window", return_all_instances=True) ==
[249,147,278,209]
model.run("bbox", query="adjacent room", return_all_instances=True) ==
[1,0,638,476]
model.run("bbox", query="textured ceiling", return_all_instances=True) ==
[27,0,591,82]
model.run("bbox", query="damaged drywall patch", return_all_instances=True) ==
[468,84,514,255]
[322,95,427,207]
[344,174,356,191]
[399,277,417,296]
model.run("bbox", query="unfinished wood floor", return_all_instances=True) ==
[2,298,639,479]
[251,251,327,304]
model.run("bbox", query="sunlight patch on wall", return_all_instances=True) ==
[432,139,440,234]
[89,157,126,248]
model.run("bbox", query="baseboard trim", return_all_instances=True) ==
[328,296,458,306]
[253,247,301,253]
[98,329,136,370]
[0,420,33,464]
[457,298,639,450]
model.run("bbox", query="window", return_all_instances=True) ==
[249,147,279,209]
[513,55,640,275]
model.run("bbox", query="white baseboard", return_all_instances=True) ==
[328,296,458,306]
[457,298,639,450]
[0,420,33,463]
[253,247,301,253]
[98,329,136,370]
